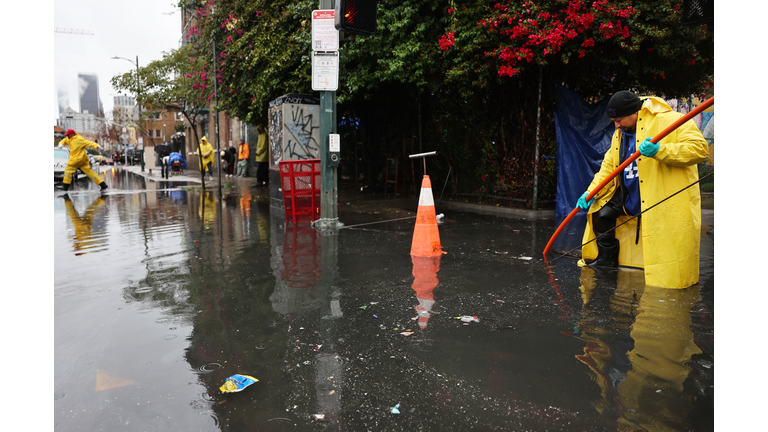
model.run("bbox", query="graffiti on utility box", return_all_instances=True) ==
[268,94,321,165]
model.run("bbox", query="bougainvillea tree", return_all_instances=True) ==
[439,0,713,98]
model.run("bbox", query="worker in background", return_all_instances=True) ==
[195,136,215,180]
[255,125,269,187]
[576,91,708,288]
[236,138,250,177]
[57,129,108,192]
[222,145,237,177]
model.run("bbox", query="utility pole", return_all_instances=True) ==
[112,55,142,171]
[213,37,222,196]
[315,0,341,230]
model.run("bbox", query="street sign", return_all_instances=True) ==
[312,51,339,91]
[312,10,338,51]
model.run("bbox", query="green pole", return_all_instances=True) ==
[318,0,340,228]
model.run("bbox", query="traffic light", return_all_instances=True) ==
[335,0,377,36]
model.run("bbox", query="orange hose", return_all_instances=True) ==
[542,96,714,256]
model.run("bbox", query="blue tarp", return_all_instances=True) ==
[552,85,615,253]
[169,152,187,169]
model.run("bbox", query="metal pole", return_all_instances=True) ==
[408,151,437,177]
[318,0,338,228]
[213,39,222,195]
[137,56,145,172]
[532,67,542,209]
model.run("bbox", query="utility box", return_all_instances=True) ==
[268,93,321,210]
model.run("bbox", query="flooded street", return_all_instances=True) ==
[54,168,714,431]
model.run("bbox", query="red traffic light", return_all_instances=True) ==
[335,0,377,36]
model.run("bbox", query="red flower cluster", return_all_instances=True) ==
[476,0,635,77]
[439,31,455,51]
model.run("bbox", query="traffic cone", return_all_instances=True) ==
[410,175,442,257]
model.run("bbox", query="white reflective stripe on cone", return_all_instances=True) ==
[418,188,434,206]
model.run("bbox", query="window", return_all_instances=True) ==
[155,130,161,138]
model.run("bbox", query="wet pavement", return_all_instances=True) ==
[54,166,714,431]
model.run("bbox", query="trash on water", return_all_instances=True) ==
[391,403,401,414]
[517,256,532,260]
[313,414,326,421]
[457,315,479,323]
[219,374,258,393]
[400,331,414,336]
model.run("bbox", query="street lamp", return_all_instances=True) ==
[112,55,144,172]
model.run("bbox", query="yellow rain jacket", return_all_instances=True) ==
[196,136,214,170]
[255,130,268,163]
[59,134,99,167]
[582,97,709,288]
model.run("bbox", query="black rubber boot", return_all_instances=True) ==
[593,238,620,267]
[63,183,70,191]
[100,182,108,191]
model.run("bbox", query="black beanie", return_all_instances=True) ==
[607,91,643,118]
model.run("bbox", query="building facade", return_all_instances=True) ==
[60,107,97,135]
[78,73,103,115]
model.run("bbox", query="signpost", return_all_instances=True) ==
[313,6,340,228]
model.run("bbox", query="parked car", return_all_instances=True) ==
[103,157,114,166]
[54,147,69,184]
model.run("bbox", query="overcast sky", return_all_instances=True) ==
[53,0,181,125]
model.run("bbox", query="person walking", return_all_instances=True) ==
[195,136,215,180]
[236,138,250,177]
[57,129,108,192]
[576,91,708,288]
[255,125,269,187]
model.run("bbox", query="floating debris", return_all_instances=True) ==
[457,315,479,323]
[391,403,401,414]
[219,374,258,393]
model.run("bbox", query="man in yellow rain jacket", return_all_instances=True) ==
[254,125,269,187]
[577,91,708,288]
[196,136,215,180]
[57,129,108,191]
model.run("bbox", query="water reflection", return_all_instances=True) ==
[199,190,217,229]
[574,267,704,430]
[411,256,441,329]
[61,193,108,255]
[54,169,713,431]
[269,222,323,314]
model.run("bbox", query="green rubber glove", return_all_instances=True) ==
[639,137,659,157]
[577,192,595,210]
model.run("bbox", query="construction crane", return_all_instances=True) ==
[54,28,94,36]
